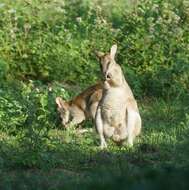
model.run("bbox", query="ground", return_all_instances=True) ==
[0,97,189,189]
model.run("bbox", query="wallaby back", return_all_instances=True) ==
[56,83,103,127]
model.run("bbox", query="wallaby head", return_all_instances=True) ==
[96,44,124,87]
[55,97,70,126]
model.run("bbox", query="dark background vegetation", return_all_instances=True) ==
[0,0,189,189]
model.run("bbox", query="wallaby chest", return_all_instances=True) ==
[101,87,127,125]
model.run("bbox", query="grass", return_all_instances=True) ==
[0,96,189,189]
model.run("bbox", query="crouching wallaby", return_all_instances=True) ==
[56,83,103,128]
[95,44,142,149]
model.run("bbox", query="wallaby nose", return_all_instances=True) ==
[105,73,111,80]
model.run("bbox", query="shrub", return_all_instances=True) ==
[0,0,188,98]
[0,80,70,167]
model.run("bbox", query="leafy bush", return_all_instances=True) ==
[117,0,189,97]
[0,0,188,97]
[0,59,9,81]
[0,80,71,167]
[0,83,26,134]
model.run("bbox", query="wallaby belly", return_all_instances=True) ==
[101,88,127,127]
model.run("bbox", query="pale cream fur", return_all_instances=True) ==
[95,45,141,148]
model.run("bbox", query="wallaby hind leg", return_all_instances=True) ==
[127,110,139,146]
[95,107,107,149]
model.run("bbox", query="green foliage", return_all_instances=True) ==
[0,80,70,168]
[0,83,26,134]
[117,0,189,97]
[0,59,9,80]
[0,0,188,97]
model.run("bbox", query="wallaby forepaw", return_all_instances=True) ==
[112,134,120,142]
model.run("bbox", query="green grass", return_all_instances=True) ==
[0,97,188,189]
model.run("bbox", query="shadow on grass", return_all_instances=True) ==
[0,135,189,190]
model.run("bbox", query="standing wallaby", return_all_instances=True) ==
[56,83,103,128]
[95,44,141,149]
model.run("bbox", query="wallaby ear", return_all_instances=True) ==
[95,51,104,59]
[110,44,117,60]
[56,97,65,109]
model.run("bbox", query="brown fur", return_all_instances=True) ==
[56,83,103,127]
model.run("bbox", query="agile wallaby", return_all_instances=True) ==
[95,44,141,148]
[56,83,103,128]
